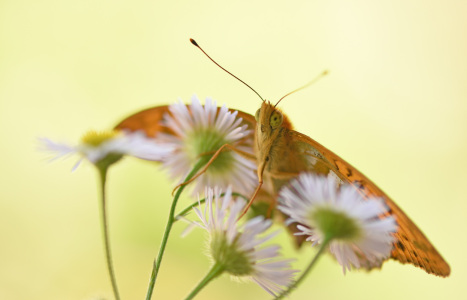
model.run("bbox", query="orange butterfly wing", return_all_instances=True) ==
[290,130,450,277]
[115,105,172,138]
[115,105,256,136]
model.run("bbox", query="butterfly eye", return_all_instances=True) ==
[269,111,283,128]
[254,109,260,121]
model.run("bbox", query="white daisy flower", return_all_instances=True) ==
[278,173,397,273]
[156,95,257,196]
[39,130,173,170]
[192,186,297,296]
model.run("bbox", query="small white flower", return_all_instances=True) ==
[39,130,173,170]
[193,186,297,296]
[278,173,397,273]
[156,95,257,196]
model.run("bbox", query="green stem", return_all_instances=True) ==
[184,263,224,300]
[275,238,331,300]
[98,167,121,300]
[145,159,208,300]
[174,192,249,222]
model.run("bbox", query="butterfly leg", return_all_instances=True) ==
[171,143,256,195]
[237,180,263,221]
[237,169,304,220]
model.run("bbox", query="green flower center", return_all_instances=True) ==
[81,130,119,147]
[210,233,253,276]
[311,206,361,241]
[184,128,234,173]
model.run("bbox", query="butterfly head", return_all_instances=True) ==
[254,101,293,134]
[253,101,293,178]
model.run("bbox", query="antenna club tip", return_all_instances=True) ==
[322,70,329,75]
[190,38,199,47]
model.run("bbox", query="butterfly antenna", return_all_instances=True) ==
[274,70,328,107]
[190,38,264,102]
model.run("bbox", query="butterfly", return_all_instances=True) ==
[114,99,450,277]
[114,39,450,277]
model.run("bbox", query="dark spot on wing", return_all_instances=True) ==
[352,180,366,191]
[396,241,405,251]
[334,160,340,171]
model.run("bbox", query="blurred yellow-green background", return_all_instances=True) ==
[1,0,466,299]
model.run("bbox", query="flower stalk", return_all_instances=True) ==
[184,262,225,300]
[97,166,121,300]
[145,158,208,300]
[275,238,331,299]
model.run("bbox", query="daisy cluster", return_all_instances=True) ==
[41,96,400,298]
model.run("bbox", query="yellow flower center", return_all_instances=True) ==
[81,130,120,147]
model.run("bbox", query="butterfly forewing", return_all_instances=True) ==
[290,130,450,277]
